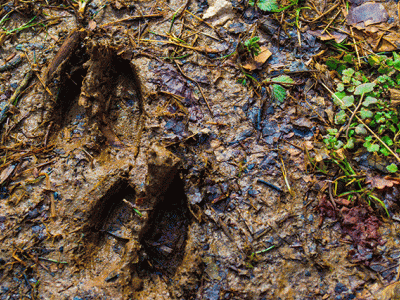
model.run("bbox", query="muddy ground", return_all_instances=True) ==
[1,0,400,299]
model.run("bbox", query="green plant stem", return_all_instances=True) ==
[254,245,275,255]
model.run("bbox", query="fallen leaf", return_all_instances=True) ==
[334,197,351,207]
[242,47,272,71]
[254,47,272,64]
[0,164,15,185]
[88,20,97,31]
[365,174,399,189]
[308,30,347,43]
[347,2,389,28]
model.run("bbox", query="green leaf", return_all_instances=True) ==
[355,124,367,135]
[344,137,355,149]
[380,147,391,156]
[393,52,400,71]
[351,78,362,86]
[245,37,259,47]
[327,128,338,135]
[341,95,354,108]
[362,96,378,107]
[271,84,286,102]
[326,59,338,70]
[354,82,375,95]
[368,55,380,67]
[342,68,355,77]
[360,108,373,119]
[272,75,294,85]
[343,76,352,84]
[381,135,394,146]
[378,65,391,74]
[364,142,379,152]
[335,110,347,124]
[337,83,344,92]
[257,0,279,11]
[249,0,255,6]
[333,140,344,150]
[386,163,398,173]
[332,91,346,106]
[343,54,354,63]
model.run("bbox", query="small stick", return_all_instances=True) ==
[0,70,33,126]
[321,10,341,34]
[43,121,53,147]
[310,2,340,23]
[350,27,361,68]
[257,179,283,193]
[100,13,163,28]
[0,54,22,72]
[184,9,225,41]
[345,93,364,138]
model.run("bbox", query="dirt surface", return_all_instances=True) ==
[1,0,400,299]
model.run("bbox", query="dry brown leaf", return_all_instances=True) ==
[0,164,16,185]
[334,197,351,207]
[243,46,271,71]
[88,20,97,31]
[365,174,399,189]
[254,47,272,64]
[308,30,347,43]
[347,2,389,27]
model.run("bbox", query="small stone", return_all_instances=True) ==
[335,282,348,294]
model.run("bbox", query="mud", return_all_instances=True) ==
[1,1,400,299]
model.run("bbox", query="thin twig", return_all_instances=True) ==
[345,93,364,138]
[100,13,163,28]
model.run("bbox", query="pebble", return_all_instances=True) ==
[335,282,348,294]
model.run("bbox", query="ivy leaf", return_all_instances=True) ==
[343,54,354,63]
[333,92,346,107]
[380,147,391,156]
[362,96,378,107]
[342,68,355,77]
[257,0,279,11]
[326,59,338,70]
[386,163,398,173]
[368,55,380,67]
[272,75,294,86]
[360,108,373,119]
[344,138,355,149]
[341,95,354,108]
[337,83,344,92]
[271,84,286,102]
[393,52,400,71]
[354,82,375,95]
[381,135,394,146]
[351,78,362,86]
[363,141,379,152]
[335,110,347,124]
[355,124,367,135]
